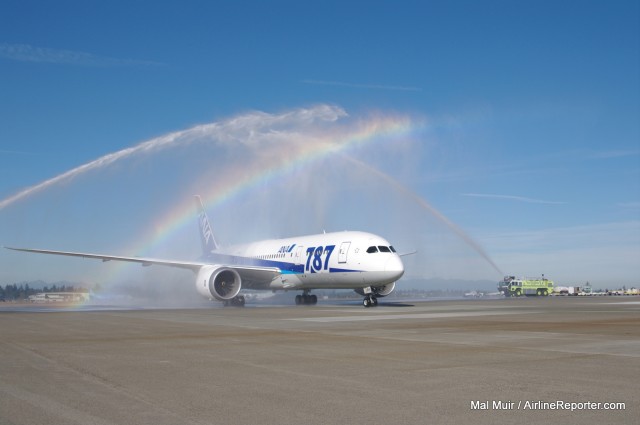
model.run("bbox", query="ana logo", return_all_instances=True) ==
[199,212,213,245]
[278,244,296,254]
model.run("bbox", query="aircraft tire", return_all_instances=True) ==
[228,296,245,307]
[363,296,377,308]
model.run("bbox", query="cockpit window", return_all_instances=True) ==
[378,246,391,253]
[389,246,397,253]
[366,246,378,253]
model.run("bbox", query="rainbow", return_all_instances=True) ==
[123,114,423,262]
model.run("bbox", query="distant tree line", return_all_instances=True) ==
[0,283,88,301]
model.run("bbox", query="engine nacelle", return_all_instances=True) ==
[196,265,242,301]
[354,282,396,297]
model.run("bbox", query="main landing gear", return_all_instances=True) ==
[363,295,378,308]
[223,295,245,307]
[295,290,318,306]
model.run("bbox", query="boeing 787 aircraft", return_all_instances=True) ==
[6,196,406,307]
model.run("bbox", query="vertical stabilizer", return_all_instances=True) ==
[195,195,219,254]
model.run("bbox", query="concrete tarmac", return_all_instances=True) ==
[1,297,638,425]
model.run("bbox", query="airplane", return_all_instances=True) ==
[5,196,406,307]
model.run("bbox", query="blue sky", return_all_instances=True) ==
[0,0,638,288]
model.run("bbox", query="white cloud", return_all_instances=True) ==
[302,79,422,92]
[462,193,566,205]
[0,149,38,155]
[618,202,640,210]
[586,149,640,160]
[0,43,163,67]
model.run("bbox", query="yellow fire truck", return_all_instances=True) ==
[499,276,554,297]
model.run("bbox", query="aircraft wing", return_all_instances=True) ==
[4,247,282,282]
[5,247,208,271]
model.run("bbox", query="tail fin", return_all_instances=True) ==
[195,195,219,254]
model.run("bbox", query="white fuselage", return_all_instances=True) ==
[206,230,404,291]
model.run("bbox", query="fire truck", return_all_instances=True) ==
[499,276,554,297]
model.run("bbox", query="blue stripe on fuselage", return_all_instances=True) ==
[202,252,360,274]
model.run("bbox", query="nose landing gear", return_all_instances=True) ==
[363,295,378,308]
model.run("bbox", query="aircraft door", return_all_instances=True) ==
[295,246,304,265]
[338,241,351,263]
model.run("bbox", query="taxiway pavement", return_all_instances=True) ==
[1,297,637,425]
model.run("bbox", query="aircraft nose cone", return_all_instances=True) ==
[385,255,405,280]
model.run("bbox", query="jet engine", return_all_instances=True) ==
[354,282,396,297]
[196,265,242,301]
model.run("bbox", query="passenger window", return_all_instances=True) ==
[378,246,391,253]
[366,246,378,253]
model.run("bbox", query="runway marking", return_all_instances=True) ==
[312,304,523,314]
[288,310,533,322]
